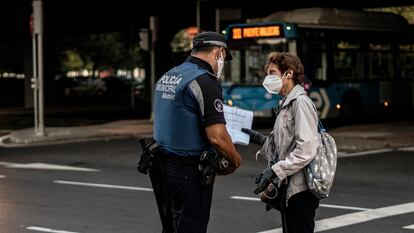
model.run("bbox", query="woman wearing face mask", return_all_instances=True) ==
[245,52,319,233]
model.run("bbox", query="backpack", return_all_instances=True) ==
[304,118,338,199]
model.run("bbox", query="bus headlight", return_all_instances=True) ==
[384,101,389,107]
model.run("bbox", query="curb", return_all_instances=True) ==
[0,119,154,148]
[0,133,154,148]
[0,134,126,148]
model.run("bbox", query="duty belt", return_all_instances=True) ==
[163,154,200,165]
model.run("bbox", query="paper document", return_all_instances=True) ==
[223,105,254,145]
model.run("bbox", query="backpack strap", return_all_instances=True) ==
[308,99,326,133]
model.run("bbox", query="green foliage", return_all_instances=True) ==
[366,6,414,24]
[171,29,192,53]
[60,50,84,71]
[57,32,143,74]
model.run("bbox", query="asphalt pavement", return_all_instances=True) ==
[1,108,413,233]
[0,138,413,233]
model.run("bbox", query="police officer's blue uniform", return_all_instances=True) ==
[154,55,226,233]
[154,61,211,153]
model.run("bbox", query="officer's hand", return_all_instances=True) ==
[254,167,277,194]
[241,128,267,146]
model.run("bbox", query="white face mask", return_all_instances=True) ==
[262,74,283,94]
[216,50,224,79]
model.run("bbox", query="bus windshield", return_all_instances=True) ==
[223,38,293,85]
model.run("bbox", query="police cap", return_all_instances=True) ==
[192,31,232,61]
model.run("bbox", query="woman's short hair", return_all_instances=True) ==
[264,52,304,85]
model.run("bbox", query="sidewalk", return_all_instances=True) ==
[329,121,414,152]
[0,120,153,148]
[1,119,414,153]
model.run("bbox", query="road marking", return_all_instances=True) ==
[0,175,5,178]
[403,224,414,230]
[230,196,371,211]
[26,226,79,233]
[0,162,100,172]
[231,196,261,201]
[338,148,393,158]
[258,202,414,233]
[397,147,414,152]
[317,203,371,211]
[54,180,153,192]
[0,162,13,166]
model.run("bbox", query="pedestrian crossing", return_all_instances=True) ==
[258,202,414,233]
[403,224,414,230]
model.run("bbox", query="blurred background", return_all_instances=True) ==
[0,1,413,128]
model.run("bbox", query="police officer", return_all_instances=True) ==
[153,31,242,233]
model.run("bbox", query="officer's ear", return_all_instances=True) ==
[215,47,224,60]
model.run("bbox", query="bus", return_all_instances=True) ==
[221,8,414,119]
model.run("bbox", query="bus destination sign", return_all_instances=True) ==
[231,25,282,40]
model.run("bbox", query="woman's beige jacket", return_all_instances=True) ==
[260,84,319,201]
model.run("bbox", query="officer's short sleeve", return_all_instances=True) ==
[188,74,226,127]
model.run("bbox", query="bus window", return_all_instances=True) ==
[225,50,241,84]
[304,42,327,82]
[334,41,364,81]
[398,44,414,80]
[245,46,262,84]
[225,38,291,85]
[367,43,394,80]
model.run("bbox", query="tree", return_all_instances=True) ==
[366,6,414,24]
[57,32,143,77]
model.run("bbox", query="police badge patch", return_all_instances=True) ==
[214,99,223,112]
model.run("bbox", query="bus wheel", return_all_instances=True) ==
[340,91,361,122]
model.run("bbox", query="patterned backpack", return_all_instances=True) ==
[304,119,337,199]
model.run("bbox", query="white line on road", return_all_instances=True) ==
[258,202,414,233]
[0,162,13,166]
[397,147,414,152]
[0,162,100,172]
[0,175,5,178]
[230,196,371,211]
[338,148,393,158]
[26,226,79,233]
[318,203,371,211]
[231,196,261,201]
[54,180,153,192]
[403,224,414,230]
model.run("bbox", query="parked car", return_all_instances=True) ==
[64,77,107,97]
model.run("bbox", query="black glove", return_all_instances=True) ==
[254,167,277,194]
[241,128,267,146]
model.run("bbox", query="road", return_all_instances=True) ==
[0,138,413,233]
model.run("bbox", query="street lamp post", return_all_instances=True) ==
[196,0,201,30]
[32,0,46,136]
